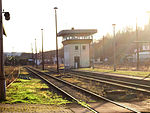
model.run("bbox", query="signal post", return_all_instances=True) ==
[0,0,5,100]
[0,0,10,100]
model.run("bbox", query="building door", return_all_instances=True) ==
[74,56,80,68]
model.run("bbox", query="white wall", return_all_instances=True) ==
[64,43,90,68]
[80,44,90,67]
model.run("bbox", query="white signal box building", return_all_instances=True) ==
[58,28,97,69]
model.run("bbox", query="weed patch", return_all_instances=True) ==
[3,78,71,105]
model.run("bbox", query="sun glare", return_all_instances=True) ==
[3,0,150,52]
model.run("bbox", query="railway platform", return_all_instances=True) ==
[1,100,150,113]
[87,101,150,113]
[0,103,74,113]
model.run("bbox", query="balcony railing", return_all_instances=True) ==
[62,36,92,41]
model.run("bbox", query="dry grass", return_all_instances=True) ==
[4,66,16,76]
[61,74,150,102]
[79,67,150,77]
[94,64,150,71]
[5,66,19,86]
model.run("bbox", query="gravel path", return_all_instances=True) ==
[0,104,74,113]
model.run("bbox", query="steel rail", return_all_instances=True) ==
[48,68,150,93]
[6,67,16,78]
[71,70,150,85]
[6,67,20,88]
[27,67,140,113]
[68,71,150,94]
[26,67,99,113]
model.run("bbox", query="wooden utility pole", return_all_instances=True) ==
[103,36,105,61]
[0,0,6,100]
[92,35,94,69]
[112,24,116,71]
[136,18,139,70]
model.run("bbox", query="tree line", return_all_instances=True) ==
[91,24,150,64]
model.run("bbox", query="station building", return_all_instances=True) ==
[58,28,97,69]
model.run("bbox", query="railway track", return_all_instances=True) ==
[6,67,20,88]
[26,67,140,113]
[47,68,150,95]
[70,70,150,86]
[26,67,99,113]
[66,70,150,95]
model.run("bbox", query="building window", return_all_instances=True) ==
[82,45,86,50]
[75,46,78,50]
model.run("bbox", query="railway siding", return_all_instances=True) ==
[46,68,150,112]
[5,66,19,87]
[72,69,150,86]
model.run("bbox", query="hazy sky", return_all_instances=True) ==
[2,0,150,53]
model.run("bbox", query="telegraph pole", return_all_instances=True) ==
[0,0,6,100]
[54,7,59,73]
[92,35,94,69]
[112,24,116,71]
[136,18,139,70]
[41,29,44,70]
[103,36,105,61]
